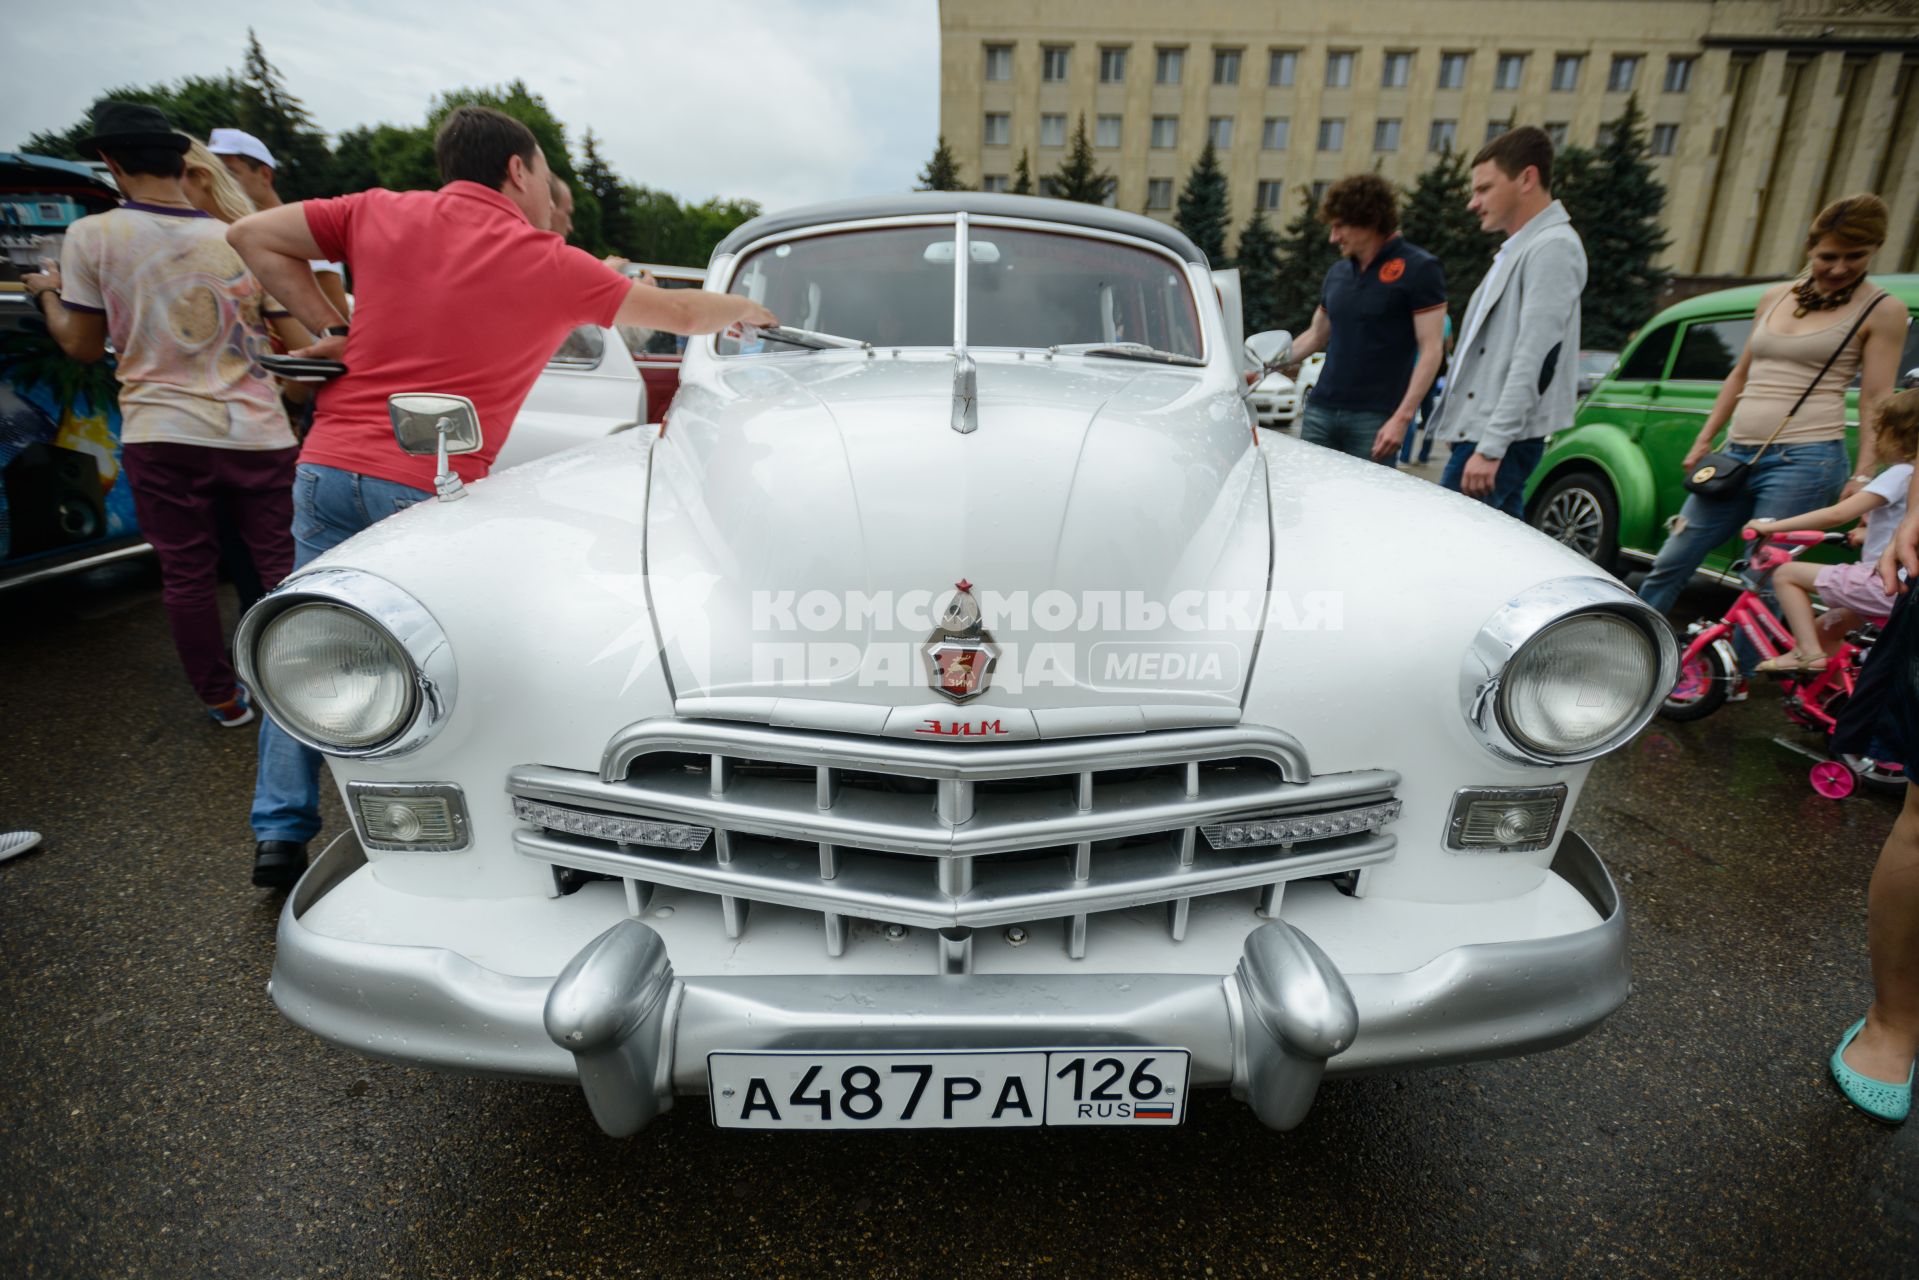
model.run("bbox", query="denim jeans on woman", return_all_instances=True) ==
[251,464,432,844]
[1636,441,1851,616]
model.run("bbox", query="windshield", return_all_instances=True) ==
[718,222,1203,359]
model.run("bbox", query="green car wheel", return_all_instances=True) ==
[1527,470,1619,571]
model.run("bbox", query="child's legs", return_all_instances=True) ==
[1770,561,1825,653]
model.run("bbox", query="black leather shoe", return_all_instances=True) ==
[252,840,309,889]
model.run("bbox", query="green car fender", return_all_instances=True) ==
[1524,424,1659,551]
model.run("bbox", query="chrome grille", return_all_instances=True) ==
[508,720,1400,969]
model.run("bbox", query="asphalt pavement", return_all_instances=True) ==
[1,559,1915,1279]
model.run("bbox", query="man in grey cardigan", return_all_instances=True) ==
[1432,126,1588,517]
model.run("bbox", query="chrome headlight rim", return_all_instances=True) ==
[1460,577,1678,766]
[235,567,456,758]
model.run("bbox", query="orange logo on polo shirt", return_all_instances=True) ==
[1379,258,1406,283]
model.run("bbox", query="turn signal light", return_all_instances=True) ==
[1446,785,1568,853]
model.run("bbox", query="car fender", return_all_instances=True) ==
[1527,423,1658,552]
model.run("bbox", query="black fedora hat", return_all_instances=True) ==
[77,100,191,158]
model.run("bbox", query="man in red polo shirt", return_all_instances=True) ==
[226,105,774,888]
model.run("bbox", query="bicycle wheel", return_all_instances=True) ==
[1661,644,1730,722]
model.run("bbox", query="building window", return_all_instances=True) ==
[1318,118,1345,151]
[981,175,1009,193]
[1664,55,1695,93]
[1326,51,1355,88]
[1257,180,1284,210]
[1100,47,1127,83]
[1494,53,1525,91]
[1651,123,1678,155]
[1310,180,1331,206]
[1042,46,1070,83]
[1268,49,1298,87]
[1544,121,1569,149]
[1096,115,1122,148]
[1382,51,1412,89]
[983,113,1010,147]
[1214,48,1242,85]
[1156,47,1184,85]
[1551,54,1583,92]
[1437,52,1469,90]
[1209,116,1234,148]
[984,45,1012,82]
[1608,54,1641,93]
[1429,119,1458,153]
[1262,117,1290,150]
[1146,178,1173,210]
[1038,176,1060,198]
[1596,123,1616,148]
[1486,118,1512,143]
[1150,115,1179,148]
[1374,118,1401,152]
[1040,114,1066,148]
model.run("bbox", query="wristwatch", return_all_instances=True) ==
[322,324,350,338]
[1852,473,1874,484]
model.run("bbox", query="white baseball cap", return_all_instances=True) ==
[207,128,276,170]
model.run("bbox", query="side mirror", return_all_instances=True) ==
[388,393,483,502]
[1247,329,1294,370]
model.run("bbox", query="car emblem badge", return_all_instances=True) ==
[924,579,998,703]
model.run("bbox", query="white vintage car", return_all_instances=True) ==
[238,194,1675,1137]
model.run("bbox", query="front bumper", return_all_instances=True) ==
[271,833,1628,1135]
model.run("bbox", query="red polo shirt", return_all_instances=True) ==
[301,181,631,490]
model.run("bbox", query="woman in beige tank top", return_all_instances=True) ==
[1637,195,1908,616]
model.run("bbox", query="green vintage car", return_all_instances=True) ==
[1524,275,1919,577]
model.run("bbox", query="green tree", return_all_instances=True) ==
[1175,139,1230,264]
[1400,147,1495,328]
[578,129,627,250]
[1011,150,1033,195]
[1270,187,1339,331]
[1555,96,1671,349]
[22,75,247,158]
[1048,115,1114,203]
[916,137,965,191]
[236,29,333,198]
[1232,207,1285,333]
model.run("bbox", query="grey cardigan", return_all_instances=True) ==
[1432,201,1588,460]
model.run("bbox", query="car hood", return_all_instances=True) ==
[644,355,1269,737]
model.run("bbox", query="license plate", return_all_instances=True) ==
[708,1048,1191,1130]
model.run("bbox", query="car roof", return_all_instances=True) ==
[1644,273,1919,328]
[711,192,1210,267]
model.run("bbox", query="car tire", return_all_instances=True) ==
[1528,470,1619,572]
[1660,642,1729,722]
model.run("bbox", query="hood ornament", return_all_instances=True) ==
[923,578,998,702]
[951,353,978,434]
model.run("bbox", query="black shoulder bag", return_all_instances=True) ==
[1684,291,1888,498]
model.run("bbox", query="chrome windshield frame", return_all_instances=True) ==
[703,212,1210,365]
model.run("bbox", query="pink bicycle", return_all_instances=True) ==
[1659,528,1902,798]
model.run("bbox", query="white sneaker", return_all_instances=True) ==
[0,831,43,863]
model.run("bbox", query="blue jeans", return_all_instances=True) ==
[1301,400,1392,464]
[1440,439,1546,519]
[1637,441,1850,615]
[250,464,433,844]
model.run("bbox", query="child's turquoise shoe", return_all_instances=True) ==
[1830,1018,1913,1124]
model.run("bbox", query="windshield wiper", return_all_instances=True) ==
[1047,342,1205,367]
[751,324,871,351]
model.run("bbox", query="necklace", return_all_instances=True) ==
[1792,275,1860,318]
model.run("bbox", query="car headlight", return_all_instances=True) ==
[1461,578,1677,765]
[236,568,456,757]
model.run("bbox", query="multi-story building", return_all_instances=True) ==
[939,0,1919,278]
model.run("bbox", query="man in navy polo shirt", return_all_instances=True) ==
[1286,174,1447,464]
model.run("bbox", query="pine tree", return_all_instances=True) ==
[1270,188,1340,331]
[1049,116,1114,203]
[916,137,965,191]
[1010,150,1034,195]
[578,129,628,255]
[1175,139,1230,264]
[1232,208,1285,333]
[237,29,332,199]
[1557,96,1671,349]
[1400,148,1496,328]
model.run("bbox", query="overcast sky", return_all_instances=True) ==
[4,0,940,211]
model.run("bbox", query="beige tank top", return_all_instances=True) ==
[1727,283,1882,446]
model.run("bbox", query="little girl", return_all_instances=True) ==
[1748,388,1919,673]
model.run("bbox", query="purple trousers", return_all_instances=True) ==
[121,441,298,704]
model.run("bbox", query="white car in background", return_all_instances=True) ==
[238,193,1675,1138]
